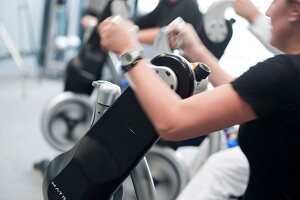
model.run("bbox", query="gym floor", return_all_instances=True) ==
[0,58,61,200]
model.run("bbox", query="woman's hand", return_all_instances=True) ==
[168,23,206,62]
[98,17,141,55]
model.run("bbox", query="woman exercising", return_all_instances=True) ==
[98,0,300,199]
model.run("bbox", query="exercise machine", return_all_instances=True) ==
[43,52,209,200]
[44,0,235,149]
[39,9,232,198]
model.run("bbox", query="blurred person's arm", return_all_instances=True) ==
[137,28,160,44]
[126,19,160,44]
[233,0,282,54]
[248,14,282,54]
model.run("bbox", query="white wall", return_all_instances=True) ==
[0,0,44,53]
[0,0,82,55]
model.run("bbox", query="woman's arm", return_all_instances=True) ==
[128,60,256,140]
[168,24,234,87]
[99,18,256,140]
[186,43,234,87]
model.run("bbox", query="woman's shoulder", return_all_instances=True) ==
[259,54,300,83]
[265,54,300,65]
[235,54,300,87]
[258,54,300,72]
